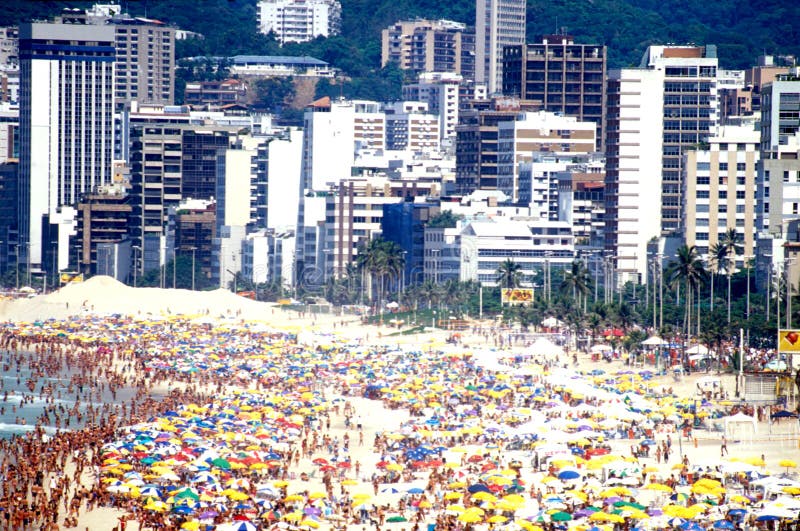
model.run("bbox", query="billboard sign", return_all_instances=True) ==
[59,272,84,285]
[778,330,800,354]
[501,288,534,304]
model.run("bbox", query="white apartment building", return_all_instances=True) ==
[265,128,303,232]
[640,45,719,234]
[384,101,440,153]
[497,111,596,202]
[683,125,760,265]
[19,22,115,267]
[555,160,605,249]
[460,219,574,286]
[604,68,664,285]
[402,72,461,145]
[475,0,525,95]
[0,27,17,68]
[242,230,270,285]
[517,156,568,220]
[296,99,387,275]
[756,77,800,239]
[257,0,341,45]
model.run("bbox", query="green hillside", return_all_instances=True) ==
[3,0,798,101]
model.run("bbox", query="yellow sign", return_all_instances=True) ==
[501,288,533,304]
[778,330,800,353]
[60,272,84,284]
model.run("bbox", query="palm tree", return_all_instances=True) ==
[355,237,405,308]
[666,245,708,342]
[720,228,742,323]
[560,259,591,313]
[496,259,523,289]
[708,241,728,312]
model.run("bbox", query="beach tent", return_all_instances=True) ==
[686,345,709,355]
[723,412,757,439]
[529,337,564,358]
[590,344,612,353]
[541,317,564,328]
[642,336,667,346]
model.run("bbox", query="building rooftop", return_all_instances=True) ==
[232,55,328,67]
[463,220,533,238]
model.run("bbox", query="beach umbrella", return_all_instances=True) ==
[550,512,572,522]
[218,522,258,531]
[557,469,581,481]
[468,483,492,494]
[181,522,201,531]
[644,483,673,493]
[713,521,735,530]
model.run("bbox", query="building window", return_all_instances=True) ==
[719,162,728,171]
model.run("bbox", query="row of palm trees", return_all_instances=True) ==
[495,228,744,321]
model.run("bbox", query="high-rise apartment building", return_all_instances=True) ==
[502,36,607,150]
[19,21,115,266]
[454,98,539,196]
[403,72,462,145]
[257,0,341,45]
[605,45,718,284]
[384,102,440,152]
[756,75,800,237]
[475,0,525,95]
[57,7,176,109]
[643,45,719,234]
[604,68,664,285]
[496,111,596,202]
[381,19,474,80]
[110,17,175,108]
[683,125,760,264]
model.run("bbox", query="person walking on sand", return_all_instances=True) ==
[720,435,728,456]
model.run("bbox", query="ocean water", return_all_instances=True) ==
[0,357,162,439]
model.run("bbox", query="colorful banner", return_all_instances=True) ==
[501,288,534,304]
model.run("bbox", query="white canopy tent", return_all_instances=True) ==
[529,337,565,358]
[642,336,667,346]
[723,412,757,440]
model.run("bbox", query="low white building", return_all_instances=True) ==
[229,55,335,77]
[459,219,574,286]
